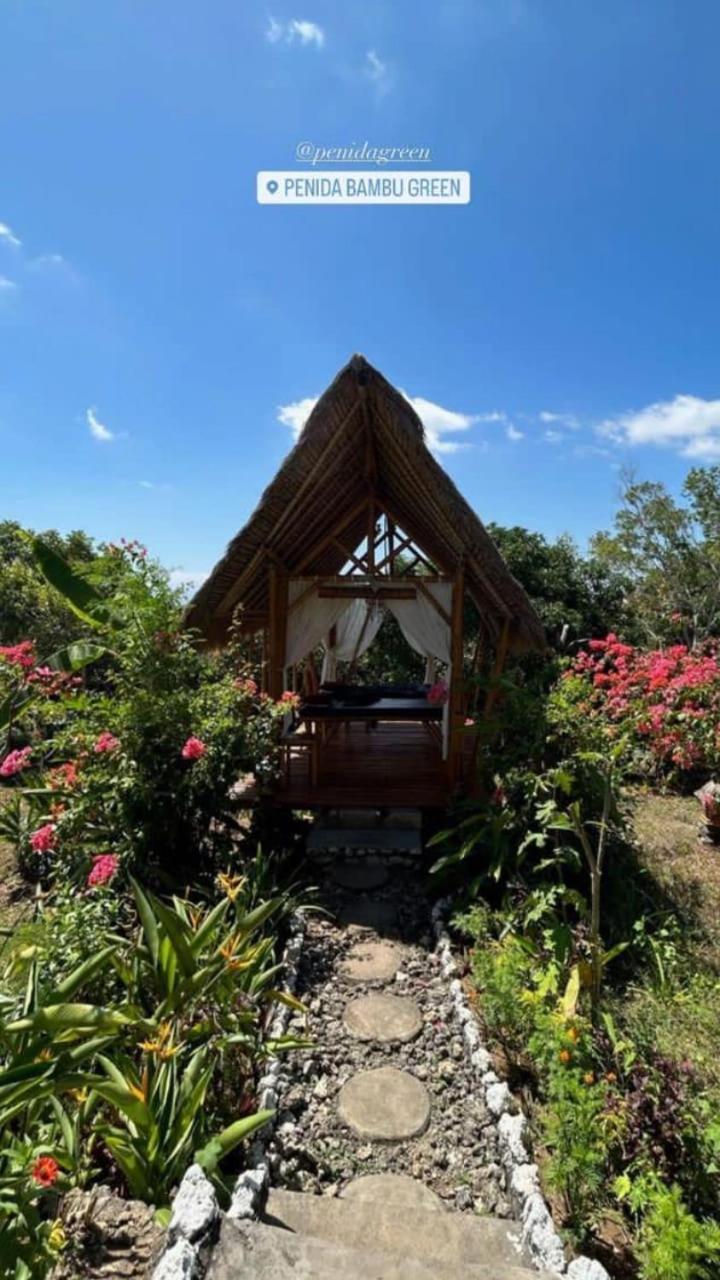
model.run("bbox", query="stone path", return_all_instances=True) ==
[267,861,513,1216]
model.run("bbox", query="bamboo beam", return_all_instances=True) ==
[317,586,417,600]
[268,564,289,699]
[448,563,466,789]
[295,497,369,573]
[366,499,376,573]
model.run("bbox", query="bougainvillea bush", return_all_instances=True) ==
[550,633,720,785]
[1,538,288,888]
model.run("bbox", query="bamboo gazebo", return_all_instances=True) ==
[185,355,544,808]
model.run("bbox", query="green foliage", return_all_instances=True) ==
[0,521,96,655]
[0,880,304,1271]
[623,1176,720,1280]
[592,468,720,648]
[487,523,633,646]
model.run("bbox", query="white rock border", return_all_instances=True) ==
[430,897,609,1280]
[151,909,307,1280]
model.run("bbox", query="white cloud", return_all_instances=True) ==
[139,480,154,489]
[0,222,21,250]
[544,430,562,444]
[539,410,579,429]
[278,395,319,439]
[277,390,486,455]
[86,406,114,443]
[0,276,17,291]
[401,392,480,454]
[506,423,524,442]
[170,569,208,595]
[365,49,393,97]
[599,394,720,460]
[290,19,324,45]
[266,16,325,47]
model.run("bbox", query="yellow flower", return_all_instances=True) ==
[138,1020,181,1061]
[217,871,245,902]
[35,1048,53,1063]
[219,934,261,972]
[128,1078,148,1104]
[48,1220,66,1252]
[566,1026,580,1044]
[70,1088,88,1104]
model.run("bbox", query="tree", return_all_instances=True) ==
[487,524,632,647]
[592,468,720,647]
[0,521,96,653]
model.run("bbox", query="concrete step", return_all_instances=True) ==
[263,1188,546,1274]
[306,828,422,853]
[208,1217,558,1280]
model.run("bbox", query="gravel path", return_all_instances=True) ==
[267,865,513,1216]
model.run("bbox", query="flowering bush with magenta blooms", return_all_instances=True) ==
[550,633,720,783]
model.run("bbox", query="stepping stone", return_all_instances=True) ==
[339,899,398,932]
[343,994,422,1043]
[338,1067,430,1140]
[332,861,388,890]
[340,1173,444,1212]
[340,939,405,982]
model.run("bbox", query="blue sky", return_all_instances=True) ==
[2,1,720,590]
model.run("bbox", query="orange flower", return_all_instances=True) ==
[31,1155,59,1188]
[605,1071,618,1084]
[583,1072,595,1086]
[558,1048,572,1065]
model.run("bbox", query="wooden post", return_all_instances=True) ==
[268,564,289,700]
[448,563,465,789]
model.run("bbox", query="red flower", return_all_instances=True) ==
[87,853,120,888]
[279,691,300,709]
[49,761,79,790]
[30,1155,59,1188]
[94,731,120,754]
[181,736,206,760]
[29,824,56,854]
[427,680,449,705]
[0,747,32,778]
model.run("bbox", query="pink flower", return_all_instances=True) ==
[234,677,258,696]
[29,824,56,854]
[0,641,36,671]
[181,736,206,760]
[0,747,32,778]
[87,853,120,888]
[94,731,120,754]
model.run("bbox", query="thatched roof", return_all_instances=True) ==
[185,355,545,653]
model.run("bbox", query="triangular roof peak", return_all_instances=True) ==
[185,356,544,652]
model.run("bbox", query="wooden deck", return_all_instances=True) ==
[234,721,451,809]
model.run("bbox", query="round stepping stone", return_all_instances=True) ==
[339,939,404,983]
[340,1173,444,1211]
[339,899,397,932]
[338,1067,430,1141]
[332,861,388,890]
[343,993,422,1043]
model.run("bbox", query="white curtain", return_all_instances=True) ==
[321,599,384,682]
[386,583,453,760]
[385,582,452,666]
[284,580,350,668]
